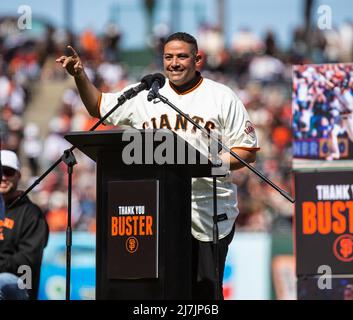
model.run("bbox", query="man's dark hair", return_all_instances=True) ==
[164,32,198,55]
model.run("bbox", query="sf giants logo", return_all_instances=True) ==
[333,234,353,262]
[126,236,139,254]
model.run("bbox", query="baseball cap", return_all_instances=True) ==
[0,150,21,172]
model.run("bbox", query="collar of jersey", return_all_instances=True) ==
[169,71,203,95]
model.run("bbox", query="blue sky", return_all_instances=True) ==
[0,0,352,49]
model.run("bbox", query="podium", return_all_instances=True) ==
[65,129,212,299]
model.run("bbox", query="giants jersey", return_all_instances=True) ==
[99,77,259,241]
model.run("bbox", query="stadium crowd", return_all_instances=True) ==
[1,17,353,234]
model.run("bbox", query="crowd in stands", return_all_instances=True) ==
[1,16,353,233]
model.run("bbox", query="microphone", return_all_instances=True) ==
[118,73,165,103]
[123,74,154,99]
[147,73,166,101]
[137,73,156,91]
[118,75,151,102]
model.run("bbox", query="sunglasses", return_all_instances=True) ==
[2,166,17,177]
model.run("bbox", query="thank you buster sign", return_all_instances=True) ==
[107,180,159,279]
[295,171,353,275]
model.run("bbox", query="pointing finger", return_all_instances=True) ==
[67,45,78,57]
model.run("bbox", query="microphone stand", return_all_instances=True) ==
[62,149,76,300]
[153,91,295,300]
[210,139,222,300]
[8,83,148,300]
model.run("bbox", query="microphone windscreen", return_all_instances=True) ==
[152,73,166,88]
[140,74,155,89]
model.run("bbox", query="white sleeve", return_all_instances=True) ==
[98,84,138,127]
[222,91,259,150]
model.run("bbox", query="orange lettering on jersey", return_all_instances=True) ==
[160,114,172,130]
[151,117,157,129]
[174,114,188,131]
[205,121,215,133]
[191,116,204,133]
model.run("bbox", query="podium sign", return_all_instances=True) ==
[295,171,353,275]
[107,180,159,279]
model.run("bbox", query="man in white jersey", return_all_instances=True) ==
[326,85,353,160]
[334,85,353,141]
[56,32,259,299]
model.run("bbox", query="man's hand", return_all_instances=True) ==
[56,45,100,118]
[56,45,83,77]
[219,147,257,171]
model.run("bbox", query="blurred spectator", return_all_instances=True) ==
[80,29,101,60]
[151,23,171,69]
[339,21,353,62]
[322,27,341,63]
[290,27,308,63]
[249,54,285,82]
[198,25,228,71]
[231,28,264,56]
[102,23,122,62]
[0,150,48,300]
[343,284,353,300]
[42,116,71,167]
[23,123,42,177]
[97,60,124,90]
[264,31,278,57]
[45,190,67,232]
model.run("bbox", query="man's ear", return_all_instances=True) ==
[195,54,202,64]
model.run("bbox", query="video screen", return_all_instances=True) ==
[292,63,353,170]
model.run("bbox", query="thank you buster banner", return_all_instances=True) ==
[107,180,159,279]
[295,171,353,275]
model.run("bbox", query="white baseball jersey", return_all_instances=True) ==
[99,76,259,241]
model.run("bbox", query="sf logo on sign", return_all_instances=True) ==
[333,234,353,262]
[126,236,138,254]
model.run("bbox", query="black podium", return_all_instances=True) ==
[65,129,212,300]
